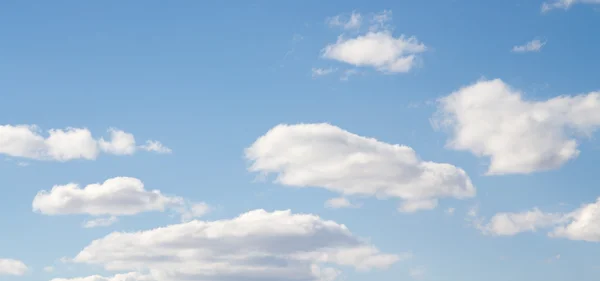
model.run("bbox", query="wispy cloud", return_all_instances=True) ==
[512,39,546,53]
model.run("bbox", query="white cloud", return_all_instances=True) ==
[512,39,546,53]
[44,266,55,272]
[409,266,426,279]
[311,67,337,78]
[139,140,172,154]
[445,207,456,215]
[542,0,600,12]
[99,128,137,155]
[325,197,359,209]
[63,209,402,281]
[473,197,600,242]
[398,199,438,213]
[322,11,426,74]
[0,259,28,276]
[477,208,565,236]
[327,11,362,30]
[83,216,119,228]
[32,177,208,227]
[51,272,154,281]
[433,79,600,174]
[550,198,600,242]
[245,123,475,212]
[0,125,170,161]
[323,32,426,73]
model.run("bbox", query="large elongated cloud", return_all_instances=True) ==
[245,123,475,212]
[433,79,600,175]
[0,125,170,162]
[0,258,28,276]
[60,209,404,281]
[32,177,208,227]
[473,198,600,242]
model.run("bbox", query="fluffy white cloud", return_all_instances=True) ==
[32,177,208,227]
[477,208,565,236]
[63,209,402,281]
[0,125,170,161]
[542,0,600,11]
[512,39,546,53]
[327,11,362,30]
[323,32,426,73]
[322,11,426,74]
[433,79,600,174]
[99,129,137,155]
[0,259,28,276]
[474,198,600,242]
[245,123,475,212]
[550,198,600,242]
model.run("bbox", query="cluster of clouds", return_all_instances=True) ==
[0,125,171,163]
[4,5,600,281]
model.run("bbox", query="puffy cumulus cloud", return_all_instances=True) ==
[322,10,426,74]
[0,125,170,161]
[0,258,28,276]
[476,208,565,236]
[550,198,600,242]
[32,177,209,227]
[64,209,403,281]
[99,128,137,155]
[433,79,600,175]
[512,39,546,53]
[542,0,600,12]
[245,123,475,212]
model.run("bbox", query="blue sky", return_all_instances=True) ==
[1,1,600,281]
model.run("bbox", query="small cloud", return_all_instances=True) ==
[311,67,337,78]
[340,69,360,81]
[325,197,361,209]
[43,266,54,273]
[292,34,304,42]
[445,207,456,215]
[327,11,362,30]
[17,162,29,167]
[512,39,546,53]
[546,254,561,263]
[139,140,172,154]
[82,216,119,228]
[409,266,426,279]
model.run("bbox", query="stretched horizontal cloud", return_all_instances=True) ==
[62,209,404,281]
[0,125,170,162]
[245,123,475,212]
[433,79,600,175]
[474,198,600,242]
[0,258,27,276]
[542,0,600,12]
[322,10,426,74]
[32,177,208,227]
[511,39,545,53]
